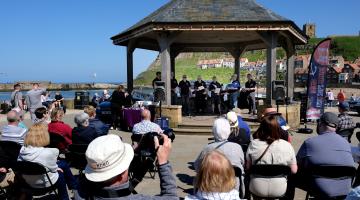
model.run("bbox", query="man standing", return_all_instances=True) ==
[1,110,27,145]
[287,112,354,199]
[245,73,257,115]
[326,89,334,107]
[26,82,46,122]
[194,75,207,114]
[10,83,23,110]
[228,74,241,110]
[152,71,161,88]
[337,89,346,103]
[337,102,355,133]
[170,72,178,105]
[178,75,191,116]
[209,76,222,115]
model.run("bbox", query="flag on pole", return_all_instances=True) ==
[306,38,331,120]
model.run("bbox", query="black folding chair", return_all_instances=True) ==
[337,128,355,143]
[65,144,88,171]
[233,166,244,199]
[249,165,291,199]
[14,161,60,199]
[305,165,356,200]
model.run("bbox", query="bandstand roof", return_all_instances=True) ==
[111,0,307,52]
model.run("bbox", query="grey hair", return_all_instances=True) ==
[7,111,18,123]
[212,118,231,142]
[74,112,89,127]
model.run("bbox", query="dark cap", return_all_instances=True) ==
[338,102,349,111]
[319,112,339,128]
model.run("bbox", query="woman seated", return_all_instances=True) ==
[194,118,244,194]
[48,108,72,151]
[17,123,77,200]
[246,115,297,198]
[72,112,98,145]
[186,150,241,200]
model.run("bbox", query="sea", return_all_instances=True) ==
[0,90,112,102]
[0,87,155,102]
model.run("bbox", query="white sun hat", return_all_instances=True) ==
[226,111,239,128]
[84,134,134,182]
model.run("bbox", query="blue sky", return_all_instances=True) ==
[0,0,359,83]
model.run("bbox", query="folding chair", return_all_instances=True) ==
[14,161,60,199]
[65,144,88,171]
[305,165,356,200]
[337,128,355,143]
[249,165,291,199]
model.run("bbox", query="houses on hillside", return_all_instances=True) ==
[295,55,360,84]
[196,55,360,84]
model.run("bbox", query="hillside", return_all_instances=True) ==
[134,36,360,86]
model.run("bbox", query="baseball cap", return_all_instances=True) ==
[84,135,134,182]
[226,111,239,127]
[319,112,339,128]
[338,102,349,111]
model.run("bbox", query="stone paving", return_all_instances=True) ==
[0,108,359,199]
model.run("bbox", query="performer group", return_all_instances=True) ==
[152,72,257,116]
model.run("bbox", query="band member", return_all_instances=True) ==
[227,74,241,110]
[179,75,191,116]
[152,71,161,88]
[209,76,222,115]
[244,73,257,115]
[194,75,207,114]
[171,72,178,105]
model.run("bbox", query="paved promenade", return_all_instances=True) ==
[0,108,359,199]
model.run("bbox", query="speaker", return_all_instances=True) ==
[272,80,285,103]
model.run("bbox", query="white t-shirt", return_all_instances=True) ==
[327,91,335,100]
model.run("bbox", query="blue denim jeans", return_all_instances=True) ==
[230,91,240,109]
[57,160,78,200]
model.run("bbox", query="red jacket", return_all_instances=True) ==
[48,121,73,150]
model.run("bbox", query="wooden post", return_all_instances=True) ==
[229,47,246,79]
[126,41,135,92]
[170,50,179,77]
[285,38,295,100]
[265,32,278,105]
[157,34,172,105]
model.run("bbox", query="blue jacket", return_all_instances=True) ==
[89,118,110,136]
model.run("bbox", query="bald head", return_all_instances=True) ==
[141,109,151,121]
[7,111,19,124]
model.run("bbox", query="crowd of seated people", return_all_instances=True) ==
[2,96,360,200]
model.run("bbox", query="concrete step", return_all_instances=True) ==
[178,122,259,130]
[173,127,258,136]
[173,128,212,135]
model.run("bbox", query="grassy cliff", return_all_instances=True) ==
[134,36,360,86]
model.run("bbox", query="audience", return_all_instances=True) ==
[287,112,355,199]
[75,134,178,199]
[17,123,77,200]
[259,107,291,142]
[72,112,98,145]
[12,108,28,130]
[34,107,51,124]
[1,110,27,145]
[132,109,162,135]
[186,150,241,200]
[337,102,356,133]
[48,108,73,150]
[246,115,297,198]
[84,105,109,136]
[194,118,244,193]
[226,111,251,152]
